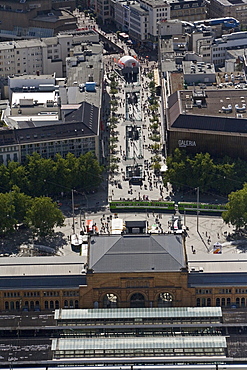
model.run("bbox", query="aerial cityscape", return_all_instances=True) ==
[0,0,247,369]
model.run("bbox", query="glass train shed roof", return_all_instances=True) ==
[54,307,222,321]
[52,336,227,351]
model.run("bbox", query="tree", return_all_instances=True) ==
[0,193,16,234]
[0,164,10,192]
[26,197,64,236]
[25,153,55,196]
[9,186,32,226]
[8,162,28,193]
[222,183,247,229]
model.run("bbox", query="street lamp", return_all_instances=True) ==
[196,186,200,233]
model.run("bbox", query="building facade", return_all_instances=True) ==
[0,30,100,78]
[0,0,76,40]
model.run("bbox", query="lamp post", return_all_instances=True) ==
[196,186,199,233]
[71,189,75,233]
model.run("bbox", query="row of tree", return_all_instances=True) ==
[0,186,64,236]
[0,152,103,197]
[222,184,247,230]
[164,149,247,196]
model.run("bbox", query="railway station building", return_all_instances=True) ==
[1,228,247,312]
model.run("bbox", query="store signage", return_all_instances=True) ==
[178,140,196,148]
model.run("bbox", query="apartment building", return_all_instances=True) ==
[0,37,103,165]
[190,29,247,67]
[114,0,130,31]
[170,0,207,22]
[0,30,100,78]
[129,4,149,44]
[0,0,76,39]
[210,0,247,28]
[111,0,171,47]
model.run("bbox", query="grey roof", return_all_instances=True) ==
[0,101,99,146]
[125,220,146,227]
[65,101,99,135]
[89,234,185,273]
[188,272,247,287]
[168,90,247,134]
[0,275,86,290]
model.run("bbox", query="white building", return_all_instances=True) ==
[0,30,100,78]
[112,0,170,47]
[139,0,171,47]
[129,4,149,43]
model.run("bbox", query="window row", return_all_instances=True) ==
[197,288,247,294]
[4,299,79,311]
[197,297,247,307]
[54,348,225,359]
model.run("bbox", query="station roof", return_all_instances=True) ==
[54,307,222,320]
[52,336,227,351]
[188,272,247,287]
[0,275,86,290]
[0,255,86,276]
[89,234,186,273]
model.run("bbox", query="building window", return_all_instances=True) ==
[236,297,240,307]
[103,293,118,308]
[157,292,173,307]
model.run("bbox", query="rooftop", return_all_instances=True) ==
[52,336,227,351]
[183,61,215,75]
[213,0,247,6]
[55,307,222,320]
[89,234,186,273]
[0,255,86,276]
[168,89,247,133]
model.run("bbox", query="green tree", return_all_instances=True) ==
[0,164,10,192]
[25,153,55,196]
[77,152,103,192]
[0,193,16,234]
[189,152,215,192]
[222,183,247,229]
[26,197,64,236]
[8,161,28,193]
[9,186,32,226]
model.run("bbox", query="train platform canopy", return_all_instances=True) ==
[118,56,140,69]
[54,307,222,321]
[52,336,227,350]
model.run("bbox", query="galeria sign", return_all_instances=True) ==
[178,140,196,148]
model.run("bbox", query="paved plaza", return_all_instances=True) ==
[54,210,235,267]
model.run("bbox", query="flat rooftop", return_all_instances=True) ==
[11,91,56,106]
[214,0,247,6]
[0,255,86,276]
[183,61,215,75]
[167,89,247,133]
